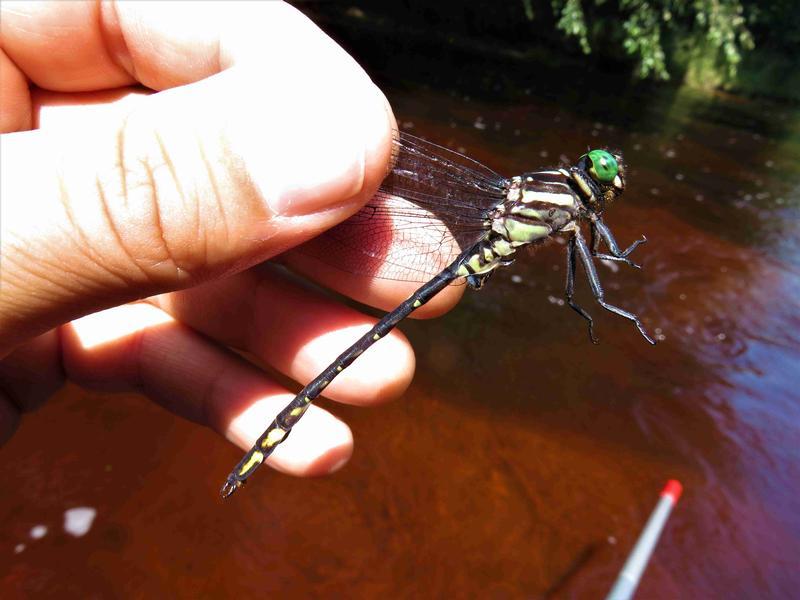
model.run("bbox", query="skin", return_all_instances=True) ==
[0,1,463,478]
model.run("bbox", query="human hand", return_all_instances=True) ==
[0,2,461,477]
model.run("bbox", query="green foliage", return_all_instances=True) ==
[554,0,591,54]
[692,0,754,77]
[521,0,535,20]
[545,0,754,80]
[620,1,669,79]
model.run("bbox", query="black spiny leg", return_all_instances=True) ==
[574,230,657,345]
[591,219,647,269]
[467,270,494,290]
[566,235,599,344]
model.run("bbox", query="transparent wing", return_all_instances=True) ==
[296,132,509,283]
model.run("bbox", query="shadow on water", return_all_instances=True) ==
[2,57,799,600]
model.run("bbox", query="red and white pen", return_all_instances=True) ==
[606,480,683,600]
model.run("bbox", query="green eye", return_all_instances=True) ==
[585,149,618,183]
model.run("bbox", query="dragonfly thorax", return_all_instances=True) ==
[455,149,628,287]
[455,169,582,285]
[492,170,582,240]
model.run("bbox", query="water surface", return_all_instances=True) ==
[1,84,798,598]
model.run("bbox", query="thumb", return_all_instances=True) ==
[0,66,394,355]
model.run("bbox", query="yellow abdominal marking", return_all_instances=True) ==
[413,299,422,308]
[466,254,487,273]
[261,427,287,449]
[238,451,264,476]
[491,239,514,256]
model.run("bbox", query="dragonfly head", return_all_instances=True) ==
[576,149,626,213]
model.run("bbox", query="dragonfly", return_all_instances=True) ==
[220,131,656,498]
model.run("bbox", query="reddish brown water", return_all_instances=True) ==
[2,86,799,598]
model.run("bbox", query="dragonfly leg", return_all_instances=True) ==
[590,221,601,255]
[574,231,656,345]
[592,220,647,268]
[467,269,497,290]
[566,235,599,344]
[594,253,642,269]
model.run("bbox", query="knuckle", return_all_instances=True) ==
[105,123,230,286]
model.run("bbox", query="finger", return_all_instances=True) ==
[0,46,32,132]
[281,250,466,316]
[0,2,362,93]
[61,303,353,476]
[33,87,153,130]
[154,266,416,407]
[0,3,395,355]
[0,330,63,413]
[1,2,372,127]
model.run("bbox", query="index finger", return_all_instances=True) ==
[0,1,357,92]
